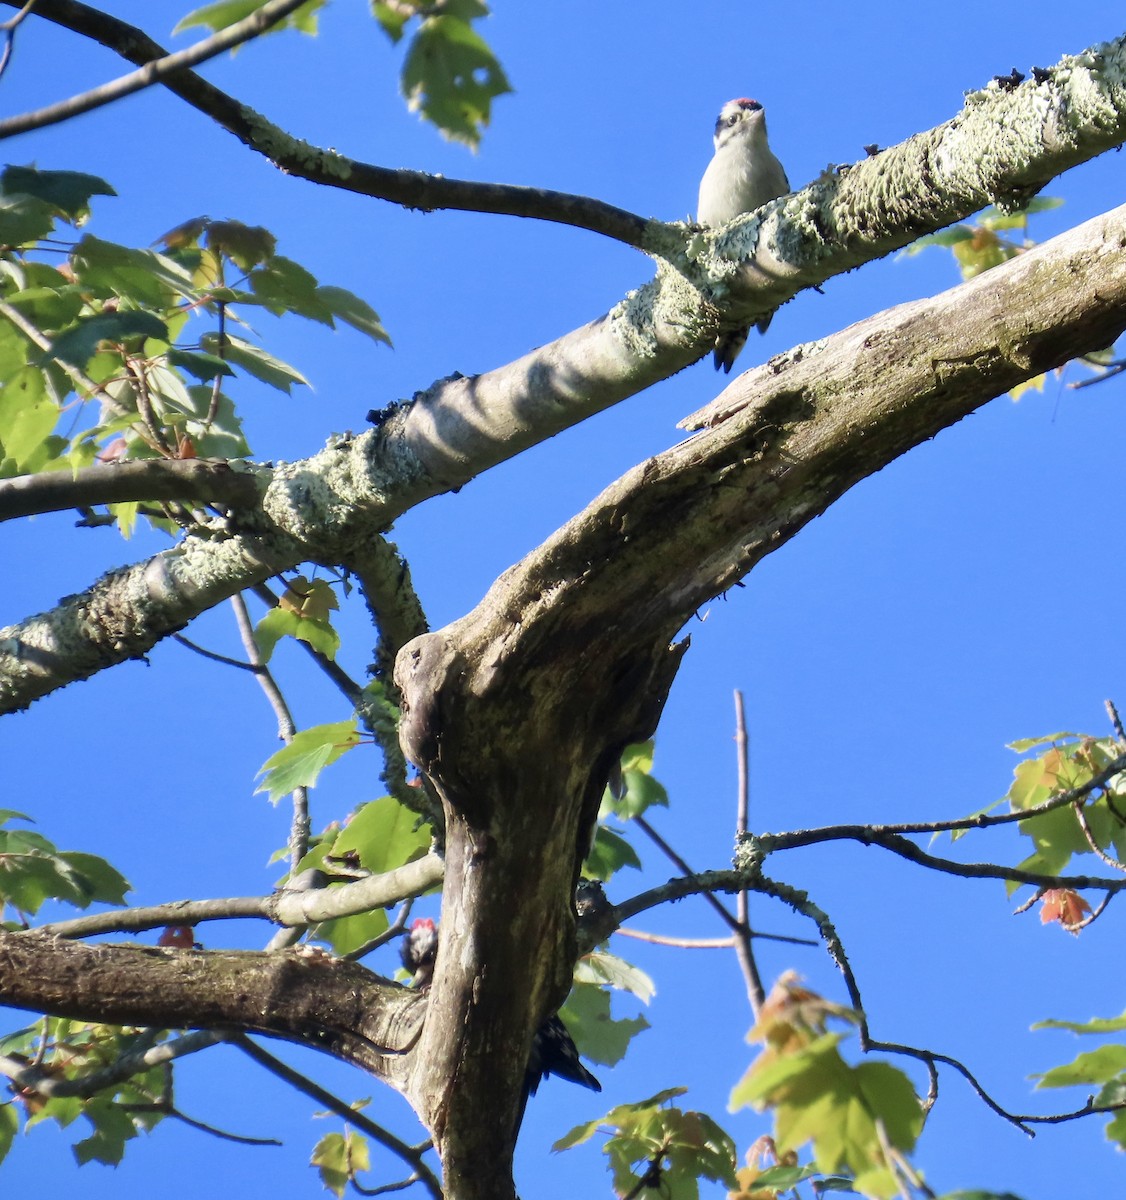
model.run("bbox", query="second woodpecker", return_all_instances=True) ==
[697,97,790,372]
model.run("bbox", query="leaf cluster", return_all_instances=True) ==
[0,167,385,534]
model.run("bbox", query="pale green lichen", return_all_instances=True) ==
[240,107,354,180]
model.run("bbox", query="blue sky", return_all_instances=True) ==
[2,3,1126,1197]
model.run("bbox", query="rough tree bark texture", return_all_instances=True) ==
[393,204,1126,1196]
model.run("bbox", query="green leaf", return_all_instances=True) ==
[203,332,310,392]
[0,166,115,218]
[247,255,329,321]
[574,951,655,1003]
[202,219,277,271]
[72,1097,138,1165]
[165,348,235,384]
[554,1087,688,1150]
[606,767,669,819]
[254,604,339,663]
[0,366,56,472]
[902,226,974,254]
[316,285,391,344]
[0,827,130,915]
[556,1092,736,1200]
[71,235,195,305]
[1033,1044,1126,1088]
[0,1103,17,1164]
[316,907,390,958]
[731,1034,922,1193]
[401,14,512,147]
[311,1128,369,1197]
[582,825,641,881]
[183,387,251,459]
[255,720,362,802]
[561,983,648,1068]
[174,0,325,36]
[0,193,59,244]
[329,796,432,875]
[44,310,168,369]
[1033,1011,1126,1035]
[752,1163,822,1188]
[932,1192,1028,1200]
[56,852,130,906]
[1007,732,1083,753]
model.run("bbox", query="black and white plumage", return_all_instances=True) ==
[400,916,439,989]
[399,918,601,1110]
[697,97,790,372]
[525,1013,601,1097]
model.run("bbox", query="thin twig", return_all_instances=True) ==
[346,541,439,826]
[343,899,415,962]
[0,0,37,79]
[754,824,1126,894]
[0,0,311,138]
[231,590,309,873]
[1070,360,1125,388]
[615,928,734,948]
[30,852,445,939]
[231,1034,441,1200]
[1071,892,1113,930]
[1106,699,1126,745]
[126,1099,282,1146]
[754,871,1039,1137]
[634,815,741,933]
[173,633,259,672]
[770,750,1126,841]
[732,689,765,1013]
[1072,800,1126,872]
[352,1172,426,1196]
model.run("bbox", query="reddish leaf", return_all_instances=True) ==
[1040,888,1092,933]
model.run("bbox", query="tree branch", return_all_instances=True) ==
[0,1028,220,1099]
[32,850,445,938]
[232,1034,442,1200]
[732,690,765,1012]
[0,0,311,138]
[753,825,1126,893]
[0,457,264,522]
[0,933,427,1089]
[5,126,1126,717]
[0,0,652,249]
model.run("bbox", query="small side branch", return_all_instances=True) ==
[0,0,311,138]
[232,1034,441,1200]
[0,1028,220,1099]
[0,458,264,523]
[732,689,765,1013]
[0,0,652,249]
[32,851,445,939]
[230,590,309,873]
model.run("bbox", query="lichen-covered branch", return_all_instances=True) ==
[392,201,1126,1194]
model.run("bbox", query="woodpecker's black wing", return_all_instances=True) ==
[524,1014,601,1099]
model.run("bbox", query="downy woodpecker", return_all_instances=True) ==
[400,918,601,1108]
[697,97,790,372]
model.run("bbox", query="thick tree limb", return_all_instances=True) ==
[0,932,424,1087]
[3,36,1125,716]
[393,202,1126,1192]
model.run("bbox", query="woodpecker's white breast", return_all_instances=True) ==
[697,99,789,226]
